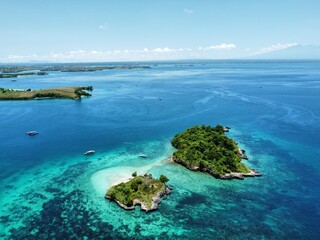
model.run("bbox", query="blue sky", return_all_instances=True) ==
[1,0,319,62]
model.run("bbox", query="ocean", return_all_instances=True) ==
[0,60,319,239]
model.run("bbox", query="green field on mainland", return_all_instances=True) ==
[0,86,93,100]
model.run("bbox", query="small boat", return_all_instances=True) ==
[26,131,39,136]
[223,127,230,132]
[84,150,95,156]
[139,153,147,158]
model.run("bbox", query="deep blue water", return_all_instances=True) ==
[0,60,319,239]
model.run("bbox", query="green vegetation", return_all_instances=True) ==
[171,125,250,176]
[0,65,150,74]
[132,171,137,177]
[74,86,92,98]
[159,175,169,183]
[0,86,93,100]
[106,174,167,208]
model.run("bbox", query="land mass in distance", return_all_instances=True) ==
[0,72,48,78]
[0,86,93,100]
[0,64,150,75]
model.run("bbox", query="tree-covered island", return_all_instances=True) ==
[0,86,93,100]
[105,173,172,212]
[171,125,261,180]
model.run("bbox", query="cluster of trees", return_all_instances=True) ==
[34,92,65,98]
[74,86,93,98]
[106,174,168,207]
[0,88,31,100]
[171,125,249,175]
[0,88,30,93]
[0,88,8,93]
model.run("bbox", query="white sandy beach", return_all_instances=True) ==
[90,160,165,196]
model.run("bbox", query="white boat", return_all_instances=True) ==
[223,127,230,132]
[139,153,147,158]
[26,131,39,136]
[84,150,95,156]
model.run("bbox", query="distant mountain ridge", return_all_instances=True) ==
[248,45,320,59]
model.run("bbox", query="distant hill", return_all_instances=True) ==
[248,45,320,59]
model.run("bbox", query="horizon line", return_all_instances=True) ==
[1,58,320,65]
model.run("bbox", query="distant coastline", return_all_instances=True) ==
[0,64,150,75]
[0,71,48,78]
[0,86,93,100]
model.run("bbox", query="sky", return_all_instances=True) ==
[1,0,320,62]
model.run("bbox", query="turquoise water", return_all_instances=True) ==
[0,61,319,239]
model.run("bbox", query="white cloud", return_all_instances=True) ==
[1,44,241,62]
[256,43,299,54]
[2,47,197,62]
[153,47,175,53]
[98,24,107,30]
[202,43,237,50]
[183,8,194,14]
[151,47,192,53]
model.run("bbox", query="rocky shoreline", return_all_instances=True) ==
[106,186,172,212]
[105,187,173,213]
[238,148,249,160]
[171,156,261,180]
[105,174,173,213]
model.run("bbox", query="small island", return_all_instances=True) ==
[105,173,172,212]
[171,125,261,180]
[0,86,93,100]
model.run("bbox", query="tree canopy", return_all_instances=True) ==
[106,174,167,208]
[171,125,250,175]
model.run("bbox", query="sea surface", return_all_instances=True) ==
[0,60,319,239]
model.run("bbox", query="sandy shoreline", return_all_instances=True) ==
[91,159,166,195]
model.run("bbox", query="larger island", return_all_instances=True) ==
[171,125,261,180]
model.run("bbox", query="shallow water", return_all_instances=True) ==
[0,60,319,239]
